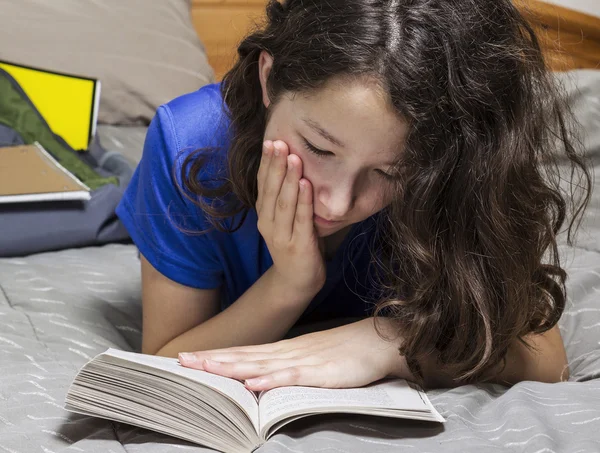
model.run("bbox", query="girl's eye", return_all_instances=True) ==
[303,137,395,180]
[302,139,332,157]
[376,169,396,181]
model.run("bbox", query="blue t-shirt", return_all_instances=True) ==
[116,83,381,324]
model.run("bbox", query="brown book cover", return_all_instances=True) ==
[0,143,90,203]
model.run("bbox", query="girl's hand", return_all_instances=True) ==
[178,317,410,391]
[256,140,326,296]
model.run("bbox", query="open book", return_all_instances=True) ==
[65,349,445,453]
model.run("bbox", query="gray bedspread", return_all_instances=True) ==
[96,125,149,166]
[1,72,600,452]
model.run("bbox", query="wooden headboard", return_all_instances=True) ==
[191,0,266,81]
[191,0,600,81]
[518,0,600,70]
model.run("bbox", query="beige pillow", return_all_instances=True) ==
[0,0,214,125]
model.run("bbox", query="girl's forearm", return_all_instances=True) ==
[155,267,317,358]
[489,325,569,385]
[383,317,569,389]
[414,324,569,389]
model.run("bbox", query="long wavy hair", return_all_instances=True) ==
[181,0,591,385]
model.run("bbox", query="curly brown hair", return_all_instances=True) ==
[180,0,591,385]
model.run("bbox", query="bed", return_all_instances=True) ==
[1,1,600,452]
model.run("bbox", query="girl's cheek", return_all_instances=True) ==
[292,150,320,183]
[288,144,311,174]
[287,141,305,159]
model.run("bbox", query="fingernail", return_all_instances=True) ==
[245,378,264,387]
[203,359,220,367]
[178,353,197,363]
[263,140,272,153]
[287,155,294,169]
[273,143,280,157]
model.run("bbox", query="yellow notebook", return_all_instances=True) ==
[0,60,100,151]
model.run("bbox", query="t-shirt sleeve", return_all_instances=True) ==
[116,105,223,289]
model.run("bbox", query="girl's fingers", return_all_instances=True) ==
[201,358,303,381]
[178,349,299,369]
[181,339,291,357]
[255,140,274,213]
[259,141,289,223]
[273,154,302,242]
[293,178,315,241]
[178,339,301,369]
[244,364,331,391]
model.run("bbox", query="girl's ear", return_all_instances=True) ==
[258,50,274,108]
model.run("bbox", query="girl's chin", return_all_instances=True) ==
[314,222,347,238]
[313,214,347,236]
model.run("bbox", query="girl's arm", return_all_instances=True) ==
[141,254,219,356]
[419,325,569,388]
[489,325,569,385]
[145,255,318,358]
[149,140,325,358]
[179,316,570,391]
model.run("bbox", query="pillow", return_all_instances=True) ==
[0,0,214,125]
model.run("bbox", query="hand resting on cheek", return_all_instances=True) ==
[255,139,326,296]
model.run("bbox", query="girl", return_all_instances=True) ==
[116,0,591,391]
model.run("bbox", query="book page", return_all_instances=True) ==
[259,379,438,436]
[101,348,259,432]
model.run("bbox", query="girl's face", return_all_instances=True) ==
[260,55,409,238]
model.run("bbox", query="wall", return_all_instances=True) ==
[543,0,600,18]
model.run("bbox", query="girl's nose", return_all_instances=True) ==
[318,183,355,219]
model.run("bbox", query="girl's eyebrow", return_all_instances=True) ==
[302,117,345,148]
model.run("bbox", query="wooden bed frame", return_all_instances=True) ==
[191,0,600,80]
